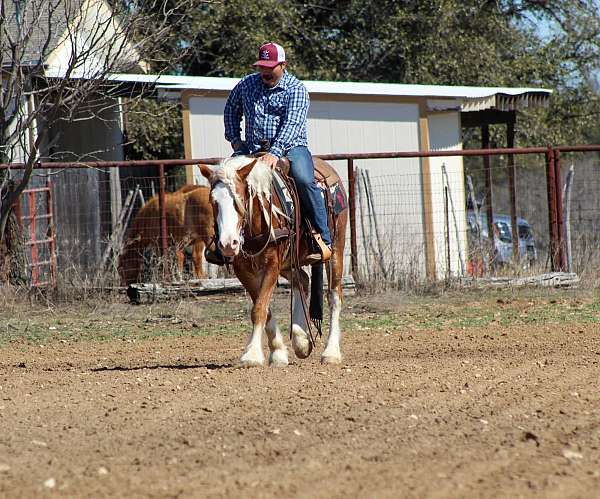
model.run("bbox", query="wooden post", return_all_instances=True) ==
[347,158,358,279]
[563,164,574,273]
[109,166,122,231]
[418,99,436,281]
[355,168,371,274]
[545,148,559,271]
[482,125,495,262]
[158,163,168,260]
[554,149,566,271]
[506,116,519,266]
[444,185,450,279]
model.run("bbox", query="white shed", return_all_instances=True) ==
[152,76,551,280]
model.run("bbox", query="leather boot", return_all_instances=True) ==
[305,233,332,265]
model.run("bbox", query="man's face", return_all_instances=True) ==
[257,62,286,87]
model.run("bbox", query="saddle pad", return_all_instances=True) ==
[272,170,295,222]
[330,182,347,215]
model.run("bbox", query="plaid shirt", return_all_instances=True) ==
[224,71,309,158]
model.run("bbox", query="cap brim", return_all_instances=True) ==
[252,60,281,68]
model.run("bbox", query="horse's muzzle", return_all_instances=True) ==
[219,238,240,257]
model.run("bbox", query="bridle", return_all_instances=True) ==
[240,185,275,259]
[210,176,277,260]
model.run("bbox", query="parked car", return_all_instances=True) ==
[467,211,537,267]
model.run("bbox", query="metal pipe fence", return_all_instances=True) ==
[2,145,595,287]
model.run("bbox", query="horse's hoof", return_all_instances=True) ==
[291,325,312,359]
[239,352,264,368]
[269,349,289,367]
[321,353,342,365]
[239,359,264,368]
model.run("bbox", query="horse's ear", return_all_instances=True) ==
[236,159,258,181]
[199,163,213,180]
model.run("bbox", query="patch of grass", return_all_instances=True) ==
[2,287,600,346]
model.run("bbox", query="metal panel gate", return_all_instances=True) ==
[20,181,57,287]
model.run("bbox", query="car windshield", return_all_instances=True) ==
[518,224,533,239]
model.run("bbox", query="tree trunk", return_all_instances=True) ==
[0,207,28,285]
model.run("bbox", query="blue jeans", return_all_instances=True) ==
[287,146,331,247]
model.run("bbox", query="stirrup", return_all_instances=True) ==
[305,233,332,265]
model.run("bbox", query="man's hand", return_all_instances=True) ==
[232,140,245,152]
[260,153,279,169]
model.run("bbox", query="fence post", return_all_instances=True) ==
[545,147,559,271]
[46,180,57,287]
[158,163,168,263]
[482,125,496,262]
[553,149,566,271]
[347,158,358,280]
[28,191,38,286]
[507,119,519,266]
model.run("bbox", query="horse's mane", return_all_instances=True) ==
[213,156,281,223]
[214,156,273,198]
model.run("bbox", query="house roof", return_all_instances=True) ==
[105,73,552,113]
[2,0,144,74]
[3,0,85,66]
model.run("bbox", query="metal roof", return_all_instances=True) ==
[3,0,85,66]
[104,73,554,112]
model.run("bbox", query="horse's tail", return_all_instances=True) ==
[309,263,324,336]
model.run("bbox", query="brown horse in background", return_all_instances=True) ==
[118,185,214,285]
[200,156,348,367]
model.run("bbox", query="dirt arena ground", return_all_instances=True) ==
[0,287,599,498]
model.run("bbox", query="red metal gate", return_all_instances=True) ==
[20,181,57,287]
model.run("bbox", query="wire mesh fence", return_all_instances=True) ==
[554,151,600,279]
[349,151,552,286]
[4,147,597,289]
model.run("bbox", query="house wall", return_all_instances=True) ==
[45,0,143,77]
[427,111,468,278]
[308,98,424,277]
[42,97,124,272]
[2,93,35,164]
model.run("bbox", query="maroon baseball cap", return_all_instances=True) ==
[253,42,286,68]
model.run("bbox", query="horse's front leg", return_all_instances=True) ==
[191,239,207,279]
[175,247,185,279]
[238,264,281,368]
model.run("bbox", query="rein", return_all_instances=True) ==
[280,173,319,348]
[240,185,275,259]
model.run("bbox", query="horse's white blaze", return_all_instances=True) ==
[240,323,265,367]
[321,289,342,364]
[212,183,241,256]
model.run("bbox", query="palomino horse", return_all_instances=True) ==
[119,185,214,285]
[199,155,348,367]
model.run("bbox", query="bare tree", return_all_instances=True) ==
[0,0,190,280]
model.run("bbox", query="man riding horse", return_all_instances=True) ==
[204,42,331,266]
